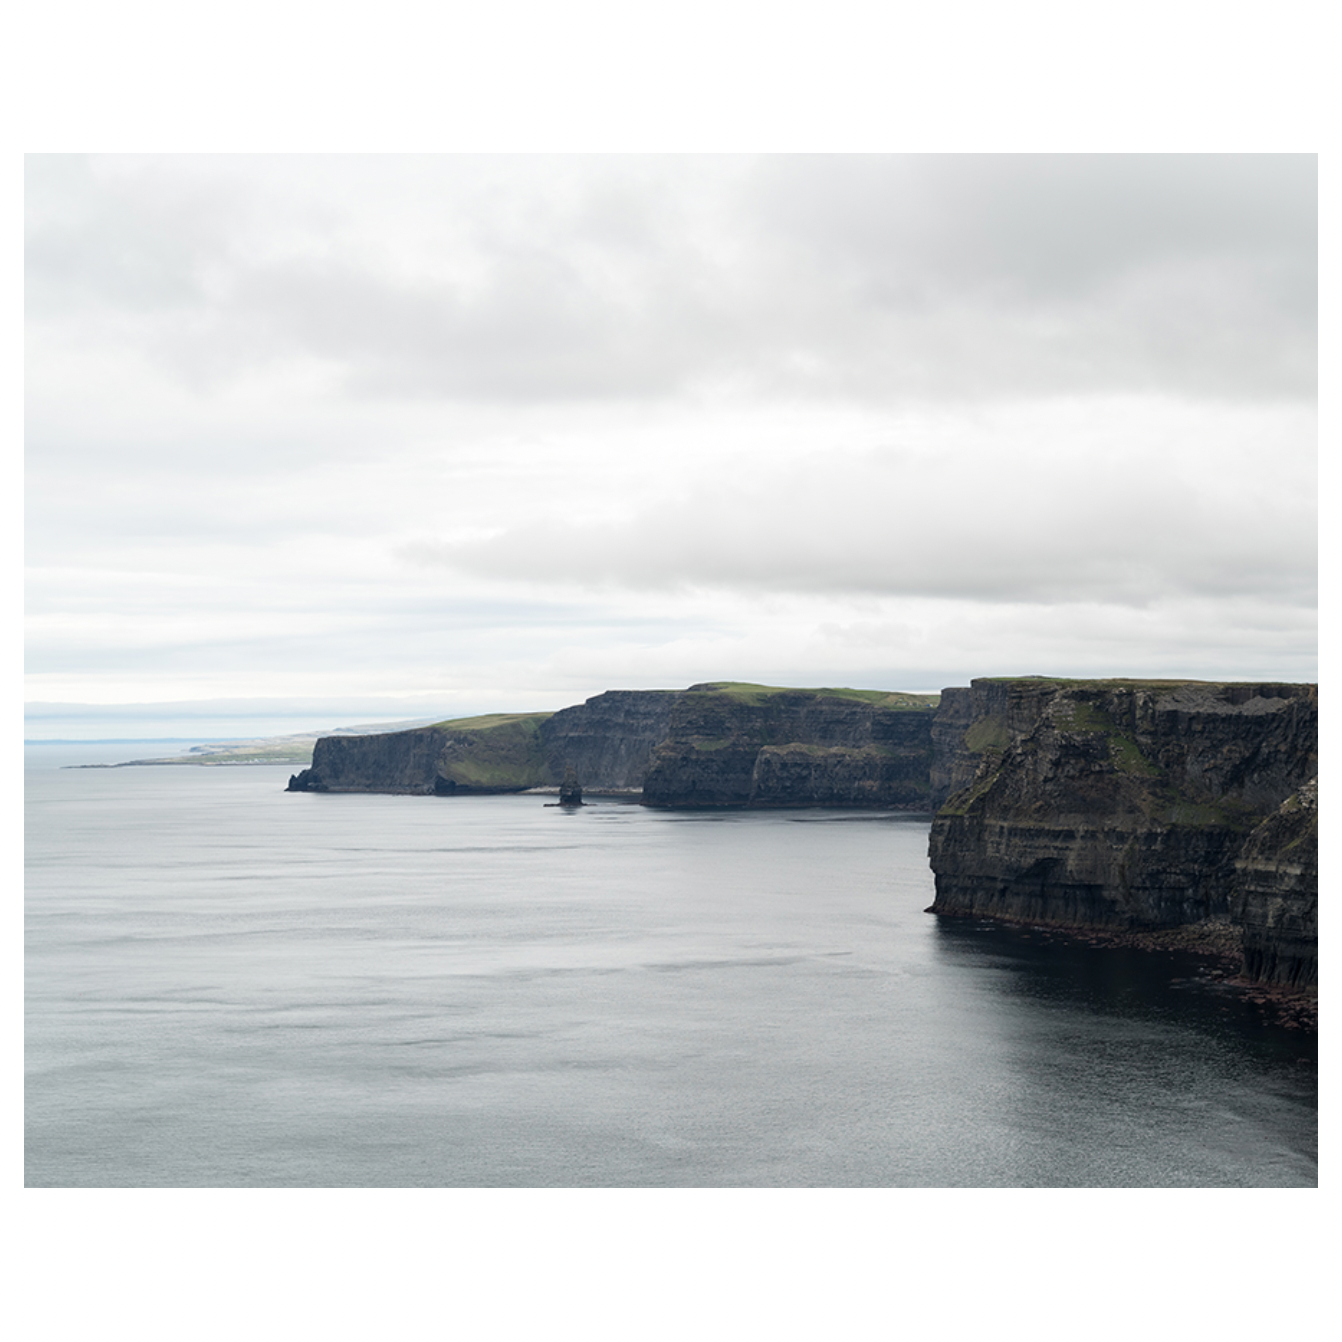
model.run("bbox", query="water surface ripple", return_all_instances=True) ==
[25,754,1316,1186]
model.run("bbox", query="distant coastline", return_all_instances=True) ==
[284,676,1318,1000]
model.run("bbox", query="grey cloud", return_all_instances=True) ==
[739,154,1315,400]
[402,440,1316,606]
[26,155,249,316]
[24,155,1317,707]
[223,253,718,401]
[26,154,1316,406]
[751,155,1313,303]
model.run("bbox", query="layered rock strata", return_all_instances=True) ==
[537,690,679,789]
[1232,779,1318,988]
[640,684,937,808]
[287,714,552,795]
[926,678,1317,985]
[286,684,934,802]
[927,680,1014,806]
[287,691,683,796]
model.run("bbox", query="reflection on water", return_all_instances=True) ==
[928,920,1316,1186]
[25,751,1316,1187]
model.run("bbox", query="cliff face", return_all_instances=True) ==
[928,680,1014,808]
[288,683,939,804]
[926,679,1317,984]
[538,690,679,789]
[287,714,553,795]
[287,692,684,795]
[288,726,450,794]
[285,674,1317,988]
[640,684,937,808]
[1232,779,1318,988]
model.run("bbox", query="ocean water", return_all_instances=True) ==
[25,747,1317,1187]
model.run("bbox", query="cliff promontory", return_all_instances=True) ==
[286,690,681,796]
[925,678,1317,986]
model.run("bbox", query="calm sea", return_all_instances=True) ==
[25,745,1317,1187]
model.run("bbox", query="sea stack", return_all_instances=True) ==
[558,767,583,806]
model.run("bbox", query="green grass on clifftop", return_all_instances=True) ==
[687,682,939,709]
[428,712,554,732]
[980,675,1298,691]
[963,715,1010,753]
[431,713,553,789]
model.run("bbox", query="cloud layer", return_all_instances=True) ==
[25,155,1317,725]
[28,154,1315,405]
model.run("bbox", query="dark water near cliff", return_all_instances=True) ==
[25,749,1316,1187]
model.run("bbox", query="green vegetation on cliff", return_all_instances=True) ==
[428,711,553,732]
[962,714,1009,753]
[433,712,553,790]
[687,682,939,710]
[983,676,1234,688]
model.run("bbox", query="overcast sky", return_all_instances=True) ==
[25,154,1317,735]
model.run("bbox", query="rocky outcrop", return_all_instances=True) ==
[1232,779,1318,988]
[640,684,937,808]
[558,767,584,806]
[926,679,1317,986]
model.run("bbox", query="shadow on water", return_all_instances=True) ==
[921,918,1317,1186]
[930,916,1316,1068]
